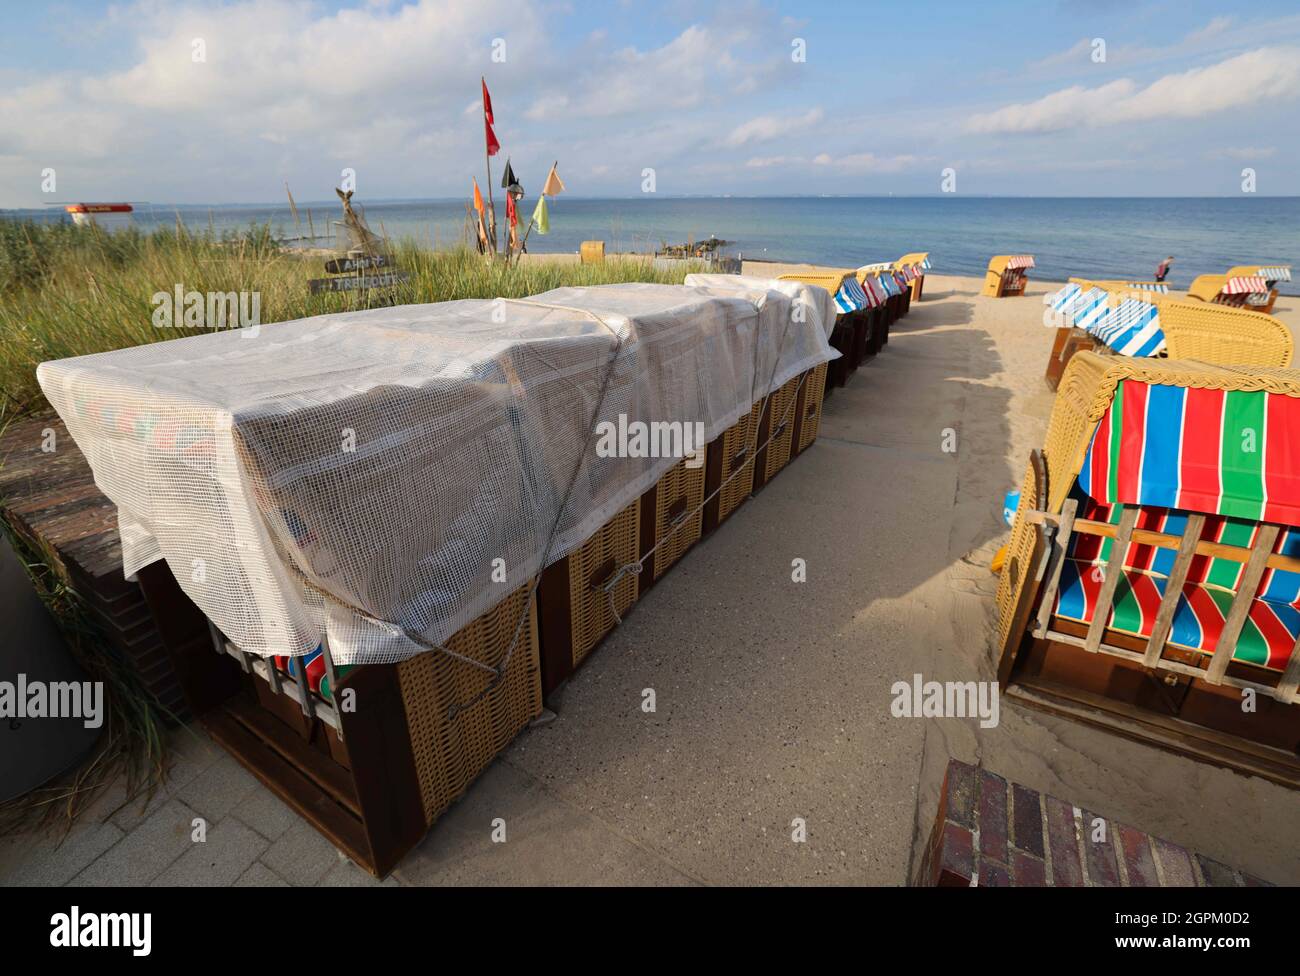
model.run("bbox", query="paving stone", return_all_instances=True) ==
[1011,783,1044,857]
[235,862,291,887]
[151,817,269,886]
[258,818,343,887]
[174,753,262,823]
[1045,797,1083,887]
[0,820,124,886]
[316,859,400,887]
[977,769,1008,864]
[1195,854,1239,888]
[72,799,200,886]
[944,761,977,828]
[1117,824,1158,887]
[228,783,300,842]
[1012,850,1046,886]
[1082,811,1121,887]
[1153,837,1197,887]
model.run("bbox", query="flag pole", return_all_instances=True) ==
[482,76,499,256]
[517,159,557,257]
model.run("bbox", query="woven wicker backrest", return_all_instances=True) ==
[778,270,850,292]
[995,455,1043,654]
[1187,274,1228,302]
[1153,296,1292,367]
[987,255,1011,275]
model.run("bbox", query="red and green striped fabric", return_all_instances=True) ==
[1078,380,1300,525]
[1053,560,1295,671]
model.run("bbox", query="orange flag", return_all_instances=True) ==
[541,163,565,197]
[472,178,484,214]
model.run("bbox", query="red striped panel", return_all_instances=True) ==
[1127,573,1164,636]
[1184,585,1226,651]
[1264,393,1300,525]
[1248,602,1294,670]
[1089,407,1112,502]
[1117,382,1148,503]
[1176,388,1224,513]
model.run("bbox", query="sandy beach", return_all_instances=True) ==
[8,265,1296,888]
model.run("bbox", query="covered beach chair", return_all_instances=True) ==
[857,262,904,331]
[981,255,1034,298]
[895,252,931,303]
[997,351,1300,786]
[778,270,871,391]
[1190,266,1292,315]
[1041,280,1293,390]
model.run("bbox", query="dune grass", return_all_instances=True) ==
[0,219,703,418]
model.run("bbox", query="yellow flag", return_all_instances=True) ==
[532,195,549,234]
[541,164,565,198]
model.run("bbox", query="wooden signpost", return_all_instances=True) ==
[308,270,408,295]
[307,189,409,298]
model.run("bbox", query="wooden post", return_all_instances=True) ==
[1084,505,1138,653]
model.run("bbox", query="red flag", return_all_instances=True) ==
[482,79,500,155]
[506,192,517,227]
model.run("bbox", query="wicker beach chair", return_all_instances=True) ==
[982,255,1034,298]
[161,572,543,878]
[778,270,871,388]
[895,252,931,303]
[997,351,1300,786]
[1189,267,1289,314]
[1042,280,1293,390]
[856,263,902,343]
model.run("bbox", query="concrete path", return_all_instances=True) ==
[4,273,1297,886]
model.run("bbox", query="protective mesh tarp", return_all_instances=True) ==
[38,280,835,665]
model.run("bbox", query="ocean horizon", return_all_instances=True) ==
[6,195,1295,293]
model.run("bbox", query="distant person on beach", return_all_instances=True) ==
[1155,256,1174,282]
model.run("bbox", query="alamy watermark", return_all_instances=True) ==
[891,673,999,728]
[152,285,261,335]
[594,414,705,467]
[1,674,103,729]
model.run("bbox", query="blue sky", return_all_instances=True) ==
[1,0,1297,206]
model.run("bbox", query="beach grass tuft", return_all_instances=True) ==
[0,220,704,418]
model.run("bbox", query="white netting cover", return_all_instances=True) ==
[37,280,835,665]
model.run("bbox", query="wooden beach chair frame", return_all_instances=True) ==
[998,352,1300,787]
[982,255,1034,298]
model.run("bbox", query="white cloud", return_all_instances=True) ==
[968,47,1300,133]
[725,108,823,147]
[1206,145,1277,160]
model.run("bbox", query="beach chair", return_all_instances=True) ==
[1188,268,1289,315]
[982,255,1034,298]
[895,252,931,303]
[778,270,871,389]
[997,351,1300,787]
[1042,280,1293,390]
[155,569,543,877]
[1226,265,1291,314]
[580,240,606,264]
[857,263,902,337]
